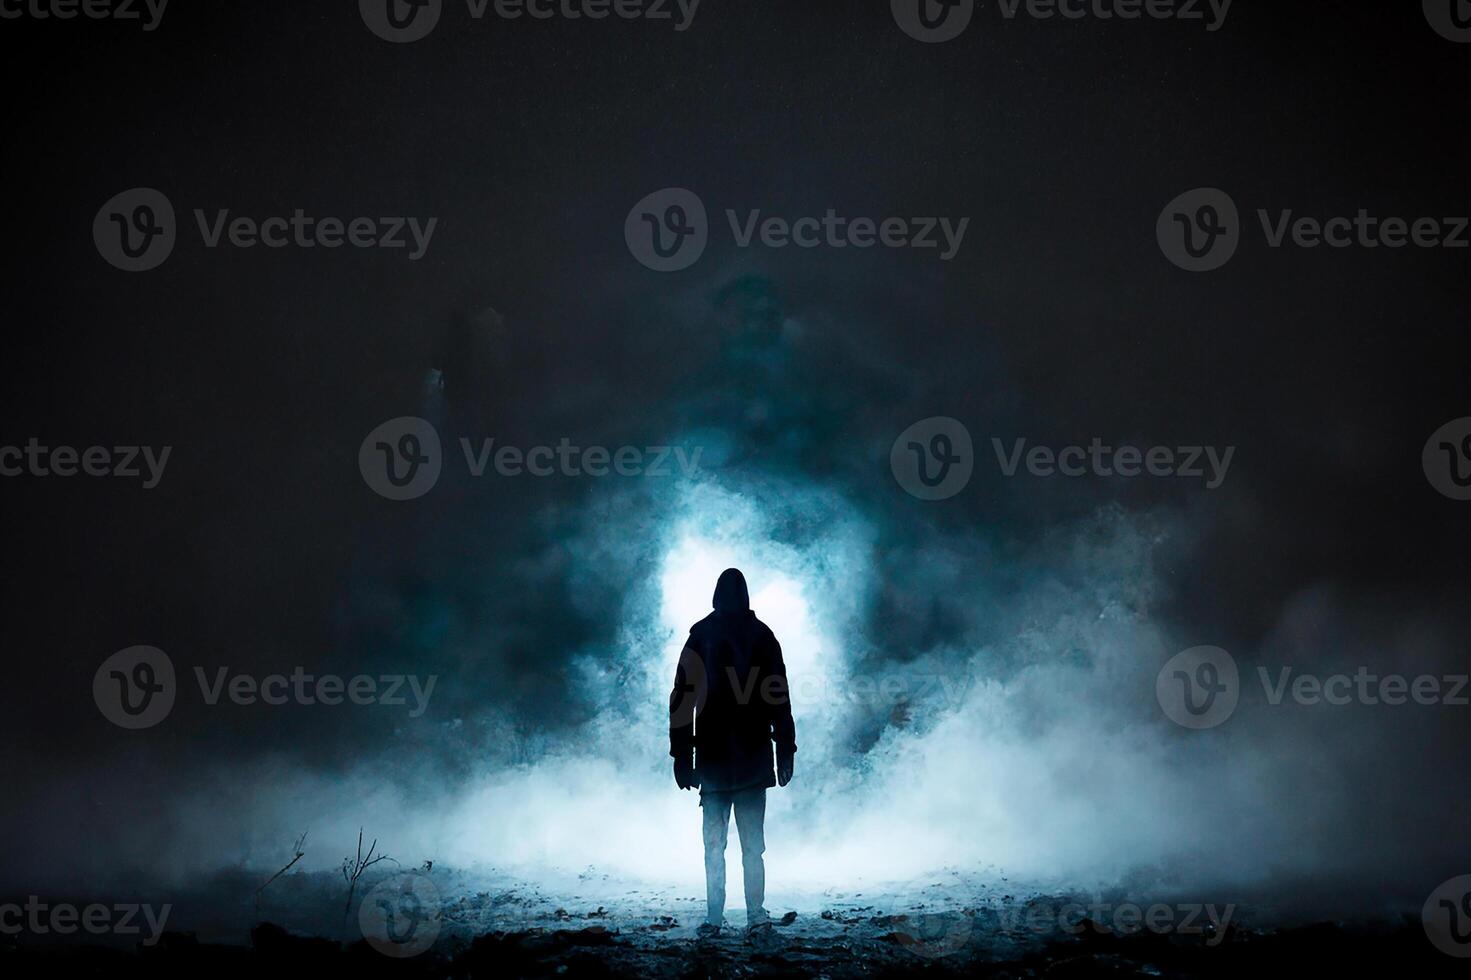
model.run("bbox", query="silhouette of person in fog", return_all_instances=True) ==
[669,568,796,935]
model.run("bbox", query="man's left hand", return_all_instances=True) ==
[674,757,698,790]
[777,753,794,787]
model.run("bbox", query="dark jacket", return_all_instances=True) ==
[669,569,797,792]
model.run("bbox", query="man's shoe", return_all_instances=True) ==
[696,921,722,939]
[746,921,782,950]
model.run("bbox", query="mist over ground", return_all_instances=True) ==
[3,6,1469,950]
[8,279,1466,920]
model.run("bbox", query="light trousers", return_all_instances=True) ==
[700,786,769,927]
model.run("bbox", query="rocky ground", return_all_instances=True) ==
[2,866,1460,977]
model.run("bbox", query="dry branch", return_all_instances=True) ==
[342,827,392,914]
[254,830,308,913]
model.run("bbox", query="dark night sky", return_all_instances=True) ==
[2,0,1469,896]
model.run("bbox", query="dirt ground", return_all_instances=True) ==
[2,865,1459,978]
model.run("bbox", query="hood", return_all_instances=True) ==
[711,568,750,612]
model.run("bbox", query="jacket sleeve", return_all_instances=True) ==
[669,642,696,760]
[768,634,797,757]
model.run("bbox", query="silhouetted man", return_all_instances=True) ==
[669,568,796,935]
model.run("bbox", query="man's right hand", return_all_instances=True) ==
[673,757,698,790]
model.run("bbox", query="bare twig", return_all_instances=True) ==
[255,830,308,914]
[342,828,392,914]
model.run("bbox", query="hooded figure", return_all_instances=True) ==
[669,568,796,932]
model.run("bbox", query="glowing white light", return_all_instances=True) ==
[656,533,829,693]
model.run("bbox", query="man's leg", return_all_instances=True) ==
[701,792,733,927]
[732,788,768,926]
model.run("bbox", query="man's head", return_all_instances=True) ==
[712,568,750,612]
